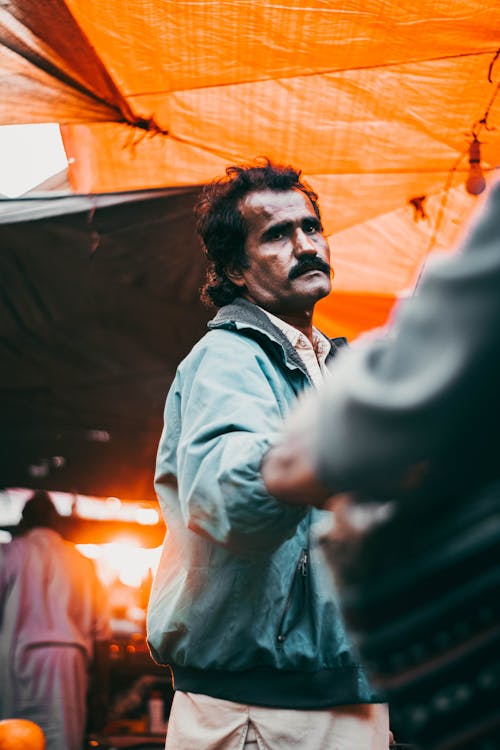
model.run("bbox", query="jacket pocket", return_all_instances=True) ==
[276,548,309,644]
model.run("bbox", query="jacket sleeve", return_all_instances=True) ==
[156,329,308,555]
[293,179,500,497]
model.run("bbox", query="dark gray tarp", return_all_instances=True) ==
[0,187,211,500]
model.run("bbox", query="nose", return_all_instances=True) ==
[293,228,317,256]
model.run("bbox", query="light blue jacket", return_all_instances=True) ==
[147,298,377,708]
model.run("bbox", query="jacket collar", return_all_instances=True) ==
[207,297,345,376]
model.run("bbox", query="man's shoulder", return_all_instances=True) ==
[182,325,266,368]
[172,313,292,396]
[207,298,279,336]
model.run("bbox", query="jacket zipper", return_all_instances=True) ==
[276,548,308,643]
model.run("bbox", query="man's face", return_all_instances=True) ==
[230,189,332,315]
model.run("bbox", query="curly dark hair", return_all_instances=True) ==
[195,159,322,308]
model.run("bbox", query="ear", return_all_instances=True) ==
[226,264,246,288]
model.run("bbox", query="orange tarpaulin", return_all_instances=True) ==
[1,0,500,339]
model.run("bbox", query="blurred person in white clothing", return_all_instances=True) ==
[0,491,111,750]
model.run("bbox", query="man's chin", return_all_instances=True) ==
[300,276,331,301]
[288,284,331,311]
[314,287,332,304]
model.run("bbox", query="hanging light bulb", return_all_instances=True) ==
[465,135,486,195]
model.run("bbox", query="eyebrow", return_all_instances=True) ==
[261,220,292,241]
[261,216,322,241]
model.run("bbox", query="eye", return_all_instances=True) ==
[303,220,319,234]
[268,229,284,241]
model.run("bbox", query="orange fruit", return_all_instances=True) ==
[0,719,45,750]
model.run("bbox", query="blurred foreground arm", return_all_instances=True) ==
[263,180,500,505]
[262,403,334,505]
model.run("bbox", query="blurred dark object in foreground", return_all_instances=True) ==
[321,481,500,750]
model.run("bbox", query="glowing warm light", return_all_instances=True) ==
[75,495,160,522]
[76,543,101,559]
[106,540,142,586]
[78,539,162,587]
[77,496,118,519]
[136,507,159,525]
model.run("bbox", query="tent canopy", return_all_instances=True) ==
[1,0,499,499]
[0,188,210,500]
[3,1,500,305]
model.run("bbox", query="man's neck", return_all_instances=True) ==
[273,309,315,343]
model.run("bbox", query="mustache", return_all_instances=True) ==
[288,256,331,281]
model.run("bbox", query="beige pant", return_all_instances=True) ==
[165,691,390,750]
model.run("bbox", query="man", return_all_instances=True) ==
[147,161,390,749]
[0,491,111,750]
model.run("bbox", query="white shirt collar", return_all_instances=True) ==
[256,306,331,367]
